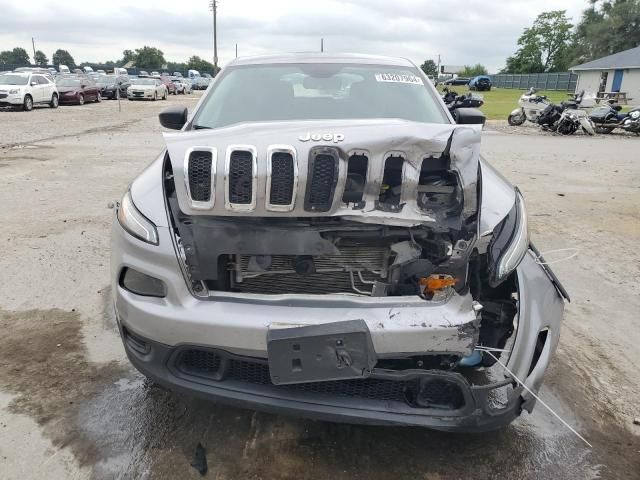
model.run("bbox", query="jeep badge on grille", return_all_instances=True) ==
[298,132,345,143]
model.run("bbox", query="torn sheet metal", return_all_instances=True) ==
[164,118,482,227]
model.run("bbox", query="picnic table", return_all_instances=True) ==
[596,92,632,105]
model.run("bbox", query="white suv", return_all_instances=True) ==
[0,71,59,111]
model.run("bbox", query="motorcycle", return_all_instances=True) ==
[508,87,550,126]
[537,90,596,136]
[589,101,640,135]
[442,87,484,110]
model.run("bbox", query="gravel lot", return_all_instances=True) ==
[1,94,639,479]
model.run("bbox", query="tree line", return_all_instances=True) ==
[419,0,640,77]
[0,46,220,74]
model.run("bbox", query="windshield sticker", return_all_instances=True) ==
[375,73,424,85]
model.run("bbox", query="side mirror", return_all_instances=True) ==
[159,106,188,130]
[454,108,486,125]
[81,84,86,89]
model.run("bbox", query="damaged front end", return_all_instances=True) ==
[113,118,566,430]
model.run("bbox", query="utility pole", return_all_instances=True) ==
[209,0,218,71]
[32,37,36,65]
[321,38,324,52]
[235,43,238,58]
[437,53,441,76]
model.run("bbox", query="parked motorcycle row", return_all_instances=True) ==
[508,87,640,136]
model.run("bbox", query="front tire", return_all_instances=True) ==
[508,112,526,126]
[153,92,157,101]
[23,95,33,111]
[78,94,85,106]
[50,94,59,108]
[96,92,102,103]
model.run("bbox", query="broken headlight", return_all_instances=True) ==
[488,189,528,286]
[117,190,159,245]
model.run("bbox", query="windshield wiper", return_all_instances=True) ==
[192,125,211,130]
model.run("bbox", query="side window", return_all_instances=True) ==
[34,75,47,85]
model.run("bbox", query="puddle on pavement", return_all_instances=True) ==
[1,308,638,479]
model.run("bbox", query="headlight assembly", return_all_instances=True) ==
[9,88,19,94]
[117,190,159,245]
[488,189,529,286]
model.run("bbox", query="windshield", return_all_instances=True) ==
[56,78,82,87]
[95,75,115,85]
[0,74,29,85]
[193,63,448,129]
[132,79,157,86]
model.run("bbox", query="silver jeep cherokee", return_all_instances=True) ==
[111,53,568,431]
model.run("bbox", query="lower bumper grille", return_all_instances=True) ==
[174,348,467,409]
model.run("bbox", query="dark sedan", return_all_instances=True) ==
[56,77,101,105]
[94,75,131,99]
[442,76,471,86]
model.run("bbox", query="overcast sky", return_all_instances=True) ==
[1,0,587,72]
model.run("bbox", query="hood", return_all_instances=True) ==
[164,119,481,228]
[130,84,155,90]
[57,86,80,93]
[0,83,24,90]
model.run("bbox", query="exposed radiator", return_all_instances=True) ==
[232,244,390,294]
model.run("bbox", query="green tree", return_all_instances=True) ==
[502,10,573,73]
[420,59,438,77]
[167,61,187,74]
[120,49,136,65]
[460,64,488,77]
[186,55,216,74]
[34,50,48,65]
[572,0,640,65]
[52,49,75,66]
[0,47,30,65]
[134,46,165,69]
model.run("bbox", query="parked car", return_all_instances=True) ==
[138,71,149,77]
[153,75,177,95]
[56,76,102,105]
[58,64,71,74]
[0,71,59,110]
[83,66,94,73]
[150,71,160,77]
[94,74,131,99]
[173,72,183,78]
[112,53,567,432]
[127,78,167,101]
[171,77,192,94]
[113,67,128,76]
[442,76,470,86]
[469,75,492,91]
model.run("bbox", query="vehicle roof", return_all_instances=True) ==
[227,52,416,67]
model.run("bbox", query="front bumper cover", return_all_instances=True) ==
[118,322,526,431]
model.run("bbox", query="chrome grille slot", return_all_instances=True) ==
[266,146,297,211]
[184,147,216,209]
[225,146,257,210]
[304,149,339,212]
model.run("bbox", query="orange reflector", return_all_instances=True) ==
[419,274,457,295]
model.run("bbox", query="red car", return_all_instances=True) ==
[56,76,102,105]
[154,76,177,95]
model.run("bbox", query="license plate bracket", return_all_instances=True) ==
[266,320,377,385]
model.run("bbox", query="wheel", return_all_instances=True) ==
[115,90,120,100]
[49,93,59,108]
[96,92,102,103]
[508,112,526,126]
[163,91,167,100]
[153,92,157,101]
[78,94,85,105]
[23,95,33,111]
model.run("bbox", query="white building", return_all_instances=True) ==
[571,45,640,104]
